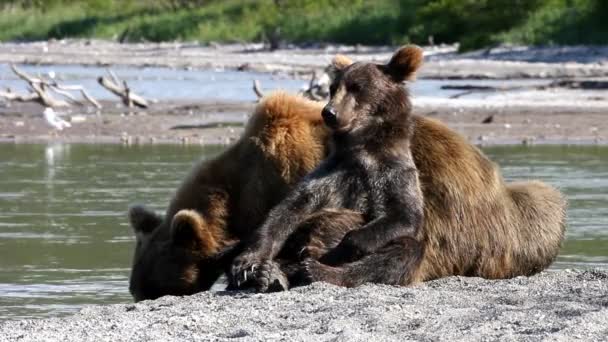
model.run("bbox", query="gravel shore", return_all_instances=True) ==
[1,269,606,341]
[1,40,608,79]
[2,99,606,146]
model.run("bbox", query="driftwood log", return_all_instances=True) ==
[253,70,330,101]
[9,64,69,107]
[0,88,39,102]
[97,70,148,108]
[1,64,101,108]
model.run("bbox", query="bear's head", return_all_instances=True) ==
[322,45,423,143]
[127,205,227,302]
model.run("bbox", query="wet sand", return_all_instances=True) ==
[1,98,606,146]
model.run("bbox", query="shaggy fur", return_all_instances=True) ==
[230,45,427,291]
[127,93,329,301]
[228,46,566,291]
[128,86,566,298]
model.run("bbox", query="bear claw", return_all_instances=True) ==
[252,260,289,293]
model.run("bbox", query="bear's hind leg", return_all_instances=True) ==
[305,236,424,287]
[276,209,364,289]
[280,208,364,260]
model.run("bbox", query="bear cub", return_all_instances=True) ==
[230,45,426,291]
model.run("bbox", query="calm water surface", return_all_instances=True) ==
[0,144,606,320]
[0,64,548,102]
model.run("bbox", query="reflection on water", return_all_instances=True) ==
[0,143,606,321]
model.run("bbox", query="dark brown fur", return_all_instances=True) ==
[230,45,428,291]
[128,93,329,301]
[129,76,566,298]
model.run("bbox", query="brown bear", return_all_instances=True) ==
[229,46,567,291]
[230,45,426,291]
[129,55,566,298]
[128,92,330,301]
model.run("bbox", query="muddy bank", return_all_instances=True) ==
[1,99,606,146]
[1,40,608,79]
[1,269,606,341]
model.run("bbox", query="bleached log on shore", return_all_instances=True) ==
[97,71,148,108]
[7,64,101,108]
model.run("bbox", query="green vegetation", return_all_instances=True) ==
[0,0,607,51]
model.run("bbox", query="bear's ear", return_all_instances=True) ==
[332,54,354,71]
[328,54,354,79]
[128,204,162,235]
[385,45,424,82]
[171,210,221,255]
[169,210,211,249]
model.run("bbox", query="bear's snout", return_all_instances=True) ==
[322,105,338,128]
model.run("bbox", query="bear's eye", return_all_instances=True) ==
[329,83,338,97]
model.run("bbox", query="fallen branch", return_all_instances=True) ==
[10,64,69,107]
[0,88,39,102]
[30,82,70,107]
[7,64,101,108]
[48,86,80,103]
[544,79,608,90]
[253,71,330,102]
[301,71,327,101]
[98,71,148,108]
[51,84,102,108]
[253,79,264,99]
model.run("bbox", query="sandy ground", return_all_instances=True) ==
[1,269,606,341]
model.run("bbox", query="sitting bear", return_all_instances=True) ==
[229,46,567,291]
[230,45,427,291]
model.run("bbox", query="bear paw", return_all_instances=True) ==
[230,251,264,289]
[302,258,345,286]
[252,260,289,293]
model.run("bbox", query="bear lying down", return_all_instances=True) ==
[128,46,566,301]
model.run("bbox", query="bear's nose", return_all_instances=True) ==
[322,106,338,128]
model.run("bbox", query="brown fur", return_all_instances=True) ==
[128,92,329,301]
[272,114,566,288]
[230,45,427,290]
[129,88,566,298]
[410,116,566,282]
[320,51,566,284]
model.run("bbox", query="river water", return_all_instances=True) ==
[0,63,548,102]
[0,143,606,321]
